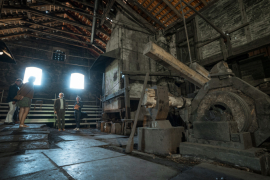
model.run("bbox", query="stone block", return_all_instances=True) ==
[180,142,270,174]
[193,121,233,142]
[231,133,240,142]
[138,126,184,155]
[240,132,253,149]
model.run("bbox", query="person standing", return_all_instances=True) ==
[54,92,66,131]
[74,96,83,131]
[17,76,35,128]
[4,78,22,125]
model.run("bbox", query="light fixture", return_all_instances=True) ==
[0,52,3,55]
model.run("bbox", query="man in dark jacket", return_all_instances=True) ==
[54,92,66,131]
[5,78,22,125]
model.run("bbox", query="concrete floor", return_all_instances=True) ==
[0,124,269,180]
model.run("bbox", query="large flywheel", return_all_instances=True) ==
[196,91,253,132]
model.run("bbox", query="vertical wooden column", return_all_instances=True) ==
[194,17,202,61]
[124,75,130,119]
[238,0,252,42]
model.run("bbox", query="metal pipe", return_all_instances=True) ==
[91,0,99,44]
[180,0,192,64]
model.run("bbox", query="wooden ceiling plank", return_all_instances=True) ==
[162,0,182,18]
[36,0,101,19]
[127,0,165,28]
[150,0,162,13]
[145,0,155,9]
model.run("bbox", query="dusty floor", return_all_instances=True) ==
[0,124,269,180]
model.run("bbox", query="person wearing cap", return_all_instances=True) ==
[4,78,22,125]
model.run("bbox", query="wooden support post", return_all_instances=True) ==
[238,0,251,42]
[124,75,130,119]
[125,73,149,153]
[219,38,228,60]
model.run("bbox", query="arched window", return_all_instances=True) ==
[70,73,84,89]
[23,67,42,85]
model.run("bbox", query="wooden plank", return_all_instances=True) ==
[116,0,156,33]
[121,70,180,77]
[125,73,149,153]
[103,88,125,101]
[143,41,209,87]
[145,0,155,9]
[100,0,116,26]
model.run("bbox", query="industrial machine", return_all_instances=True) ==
[139,41,270,175]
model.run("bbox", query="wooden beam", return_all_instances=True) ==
[162,0,182,18]
[164,0,219,34]
[100,0,116,26]
[4,6,94,30]
[127,0,165,28]
[36,0,102,19]
[200,34,270,66]
[116,0,156,33]
[181,1,226,39]
[121,70,180,77]
[201,0,207,6]
[143,41,209,87]
[103,88,125,101]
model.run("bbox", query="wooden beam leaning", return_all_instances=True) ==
[100,0,116,26]
[125,73,149,153]
[143,41,209,87]
[116,0,156,33]
[126,0,165,28]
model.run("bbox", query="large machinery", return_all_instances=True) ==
[140,42,270,175]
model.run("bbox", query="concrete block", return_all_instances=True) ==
[231,133,240,142]
[138,126,185,156]
[193,121,233,142]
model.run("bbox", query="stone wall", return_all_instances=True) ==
[197,0,270,60]
[0,40,100,102]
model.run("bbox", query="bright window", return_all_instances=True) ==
[70,73,84,89]
[23,67,42,85]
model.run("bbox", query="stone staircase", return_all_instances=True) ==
[0,101,102,127]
